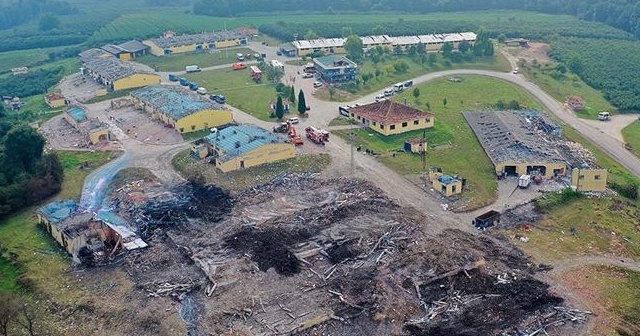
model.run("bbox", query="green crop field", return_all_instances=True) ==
[0,46,71,72]
[136,47,257,72]
[184,68,281,121]
[334,75,542,210]
[621,120,640,158]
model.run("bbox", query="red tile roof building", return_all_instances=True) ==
[349,100,435,135]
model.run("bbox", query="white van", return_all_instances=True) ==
[196,87,207,95]
[393,83,404,92]
[236,53,245,61]
[288,117,299,124]
[598,111,610,121]
[384,88,394,96]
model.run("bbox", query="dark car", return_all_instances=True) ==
[209,94,226,104]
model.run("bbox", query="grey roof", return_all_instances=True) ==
[291,32,476,50]
[148,31,245,49]
[101,44,123,55]
[203,125,288,162]
[84,57,151,81]
[79,48,113,63]
[313,55,357,69]
[118,40,148,53]
[131,85,228,120]
[463,110,566,166]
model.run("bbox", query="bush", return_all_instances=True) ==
[610,181,638,200]
[536,187,583,210]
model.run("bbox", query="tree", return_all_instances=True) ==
[38,13,60,31]
[328,86,336,100]
[304,29,319,40]
[443,98,447,107]
[458,40,472,53]
[427,53,437,66]
[413,88,421,101]
[4,125,45,176]
[416,43,426,54]
[341,26,352,38]
[344,35,363,63]
[289,85,296,104]
[275,96,285,120]
[441,42,454,58]
[297,90,307,115]
[393,60,409,73]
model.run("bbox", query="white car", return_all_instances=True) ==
[375,94,387,102]
[302,73,314,79]
[313,81,323,88]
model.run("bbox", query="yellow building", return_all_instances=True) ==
[404,137,427,153]
[571,168,608,192]
[144,31,248,56]
[464,111,567,179]
[130,85,233,133]
[429,171,463,197]
[100,40,149,60]
[199,125,295,172]
[45,92,67,108]
[83,57,160,92]
[64,106,112,145]
[349,100,435,136]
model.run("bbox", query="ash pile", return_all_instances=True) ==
[115,174,589,335]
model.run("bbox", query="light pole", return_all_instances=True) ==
[349,123,356,175]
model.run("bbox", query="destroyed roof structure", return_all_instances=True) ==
[131,85,227,120]
[145,30,246,49]
[130,85,234,133]
[349,100,435,135]
[83,57,148,82]
[63,106,112,145]
[464,110,567,178]
[201,125,296,172]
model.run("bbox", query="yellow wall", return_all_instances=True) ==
[113,74,160,91]
[89,129,110,145]
[571,168,608,192]
[47,98,66,108]
[118,53,132,61]
[352,112,434,136]
[495,161,566,179]
[432,179,462,197]
[144,38,243,56]
[216,143,296,172]
[144,40,164,56]
[175,109,234,133]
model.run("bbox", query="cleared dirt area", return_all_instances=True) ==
[508,42,554,66]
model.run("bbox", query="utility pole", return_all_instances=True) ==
[349,123,356,175]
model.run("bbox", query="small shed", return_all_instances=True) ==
[404,137,427,153]
[45,93,67,108]
[429,171,463,197]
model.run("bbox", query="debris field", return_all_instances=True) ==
[105,173,589,335]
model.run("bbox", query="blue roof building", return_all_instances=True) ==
[130,85,234,133]
[198,125,296,172]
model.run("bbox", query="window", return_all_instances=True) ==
[179,128,184,133]
[426,117,431,122]
[372,122,377,126]
[390,125,396,130]
[594,175,601,180]
[414,120,419,125]
[579,175,585,180]
[452,185,457,193]
[402,122,408,127]
[380,125,384,129]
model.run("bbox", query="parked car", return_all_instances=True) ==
[313,81,323,88]
[404,80,414,87]
[384,88,394,96]
[302,73,314,79]
[209,94,226,104]
[276,50,283,56]
[288,117,299,124]
[375,94,386,102]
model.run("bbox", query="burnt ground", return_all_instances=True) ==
[102,173,586,336]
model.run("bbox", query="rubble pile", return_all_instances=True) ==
[111,174,587,335]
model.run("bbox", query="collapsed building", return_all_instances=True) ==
[143,30,248,56]
[82,57,160,92]
[63,105,113,145]
[36,200,147,265]
[464,110,608,191]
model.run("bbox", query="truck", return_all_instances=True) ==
[185,65,201,73]
[518,174,532,188]
[179,78,189,86]
[188,82,199,91]
[473,210,501,229]
[305,126,329,145]
[196,87,207,95]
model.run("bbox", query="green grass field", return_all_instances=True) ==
[136,47,257,72]
[184,68,279,121]
[0,151,118,295]
[518,59,618,119]
[0,46,72,73]
[621,120,640,158]
[335,75,542,209]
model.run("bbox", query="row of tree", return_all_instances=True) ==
[193,0,640,39]
[0,67,66,99]
[0,110,64,217]
[0,0,76,30]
